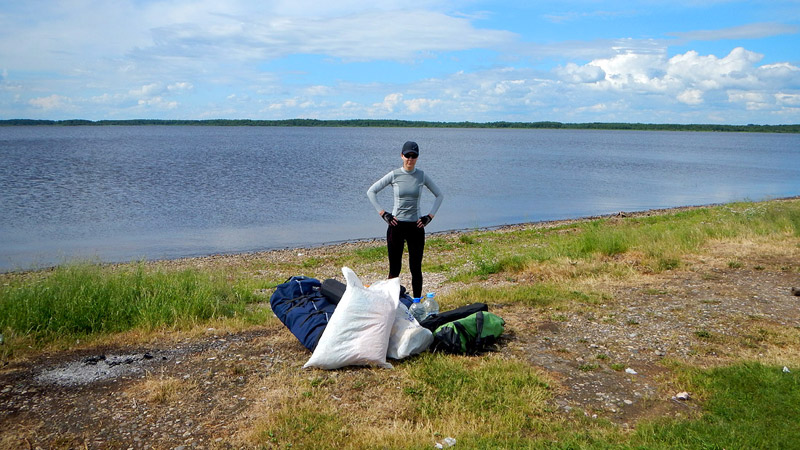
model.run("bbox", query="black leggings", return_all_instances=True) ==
[387,221,425,298]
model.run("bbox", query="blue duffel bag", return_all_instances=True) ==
[270,276,337,352]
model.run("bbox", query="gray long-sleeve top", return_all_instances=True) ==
[367,167,444,222]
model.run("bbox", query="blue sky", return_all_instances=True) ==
[1,0,799,124]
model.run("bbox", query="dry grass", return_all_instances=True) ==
[133,372,197,405]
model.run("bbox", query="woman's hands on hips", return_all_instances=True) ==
[417,214,433,228]
[381,211,398,226]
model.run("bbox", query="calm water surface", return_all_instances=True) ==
[1,126,798,271]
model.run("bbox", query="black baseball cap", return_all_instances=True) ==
[402,141,419,156]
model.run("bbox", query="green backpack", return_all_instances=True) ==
[432,311,505,354]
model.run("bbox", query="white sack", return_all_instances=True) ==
[303,267,399,370]
[387,302,433,360]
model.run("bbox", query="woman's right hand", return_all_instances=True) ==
[381,211,397,226]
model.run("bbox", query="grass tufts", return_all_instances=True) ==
[404,353,554,444]
[633,362,800,448]
[442,283,607,309]
[0,263,257,346]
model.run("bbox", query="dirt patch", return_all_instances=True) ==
[2,214,800,448]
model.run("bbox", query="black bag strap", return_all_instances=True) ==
[453,320,469,337]
[451,321,470,353]
[420,303,488,332]
[451,312,485,354]
[473,311,485,350]
[298,307,332,327]
[283,293,320,313]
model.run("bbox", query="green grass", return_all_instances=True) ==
[352,245,386,262]
[438,283,607,309]
[252,359,800,448]
[404,353,555,445]
[632,362,800,449]
[451,199,800,281]
[0,263,263,346]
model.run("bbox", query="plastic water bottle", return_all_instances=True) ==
[409,297,426,323]
[422,292,439,319]
[435,437,457,448]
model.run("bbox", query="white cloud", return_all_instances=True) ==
[667,47,762,90]
[137,96,178,109]
[677,89,704,105]
[758,63,800,82]
[129,83,162,98]
[167,82,193,92]
[371,93,404,114]
[574,102,609,113]
[305,85,334,96]
[90,93,126,105]
[585,53,669,91]
[29,94,70,110]
[265,97,321,112]
[555,63,606,83]
[728,91,771,110]
[404,97,441,113]
[776,93,800,106]
[138,9,516,63]
[553,47,799,112]
[267,98,299,110]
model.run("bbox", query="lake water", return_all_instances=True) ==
[1,126,799,272]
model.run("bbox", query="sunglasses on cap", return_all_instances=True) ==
[404,153,418,159]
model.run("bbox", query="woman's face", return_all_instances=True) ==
[402,152,418,171]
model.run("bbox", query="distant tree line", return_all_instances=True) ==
[1,118,798,133]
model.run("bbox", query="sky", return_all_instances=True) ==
[1,0,799,124]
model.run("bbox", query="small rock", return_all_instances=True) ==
[84,355,107,365]
[675,391,690,401]
[623,399,633,405]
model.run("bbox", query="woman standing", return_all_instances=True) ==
[367,141,444,299]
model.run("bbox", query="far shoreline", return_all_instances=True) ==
[2,119,799,133]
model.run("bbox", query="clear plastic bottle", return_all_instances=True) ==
[409,297,426,323]
[422,292,439,319]
[435,437,457,448]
